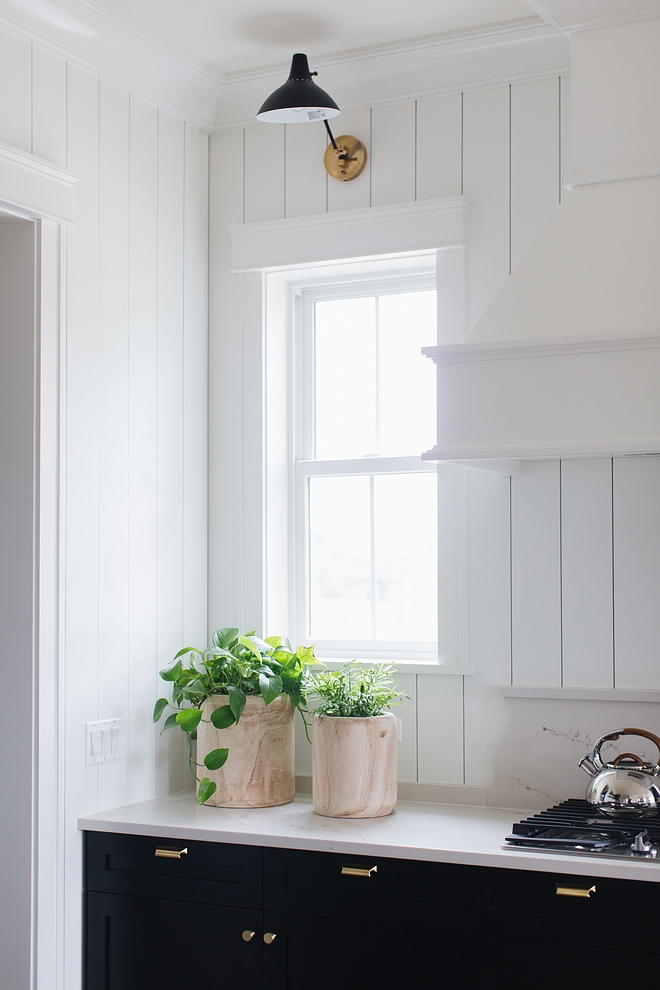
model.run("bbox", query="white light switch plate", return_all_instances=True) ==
[86,718,121,765]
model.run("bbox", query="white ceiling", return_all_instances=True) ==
[83,0,534,75]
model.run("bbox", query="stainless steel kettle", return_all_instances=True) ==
[580,727,660,817]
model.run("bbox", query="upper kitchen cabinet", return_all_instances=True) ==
[424,8,660,462]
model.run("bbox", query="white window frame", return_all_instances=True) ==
[293,272,439,662]
[219,196,480,673]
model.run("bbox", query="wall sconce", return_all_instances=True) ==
[257,53,367,182]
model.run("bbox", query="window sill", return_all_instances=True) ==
[314,659,473,676]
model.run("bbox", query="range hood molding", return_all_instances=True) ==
[428,4,660,461]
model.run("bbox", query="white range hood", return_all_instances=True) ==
[425,0,660,461]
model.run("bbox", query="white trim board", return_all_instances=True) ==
[228,198,468,272]
[0,143,76,225]
[501,686,660,703]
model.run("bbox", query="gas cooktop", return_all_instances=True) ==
[504,799,660,860]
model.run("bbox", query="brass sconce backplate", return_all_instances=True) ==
[324,135,367,181]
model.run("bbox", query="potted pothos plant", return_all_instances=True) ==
[309,661,408,819]
[153,627,315,808]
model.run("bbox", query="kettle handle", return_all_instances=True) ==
[592,727,660,769]
[611,752,646,767]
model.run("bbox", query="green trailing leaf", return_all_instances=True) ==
[197,778,217,805]
[152,698,169,723]
[210,705,237,729]
[175,708,203,733]
[159,658,183,682]
[162,712,179,732]
[227,685,246,722]
[212,627,239,650]
[259,672,283,706]
[238,635,263,663]
[203,748,229,771]
[264,635,281,649]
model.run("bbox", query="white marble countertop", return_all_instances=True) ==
[78,791,660,883]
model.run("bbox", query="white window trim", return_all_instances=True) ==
[220,197,475,672]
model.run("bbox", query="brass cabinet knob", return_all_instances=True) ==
[263,932,277,945]
[241,930,255,942]
[154,846,187,859]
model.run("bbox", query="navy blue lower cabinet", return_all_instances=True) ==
[262,910,463,990]
[85,891,262,990]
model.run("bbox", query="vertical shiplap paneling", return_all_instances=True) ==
[156,110,186,794]
[295,713,313,776]
[31,46,67,167]
[97,82,130,812]
[182,121,209,649]
[127,96,159,804]
[510,77,560,270]
[464,469,511,786]
[244,124,285,223]
[561,458,614,688]
[0,28,31,152]
[463,85,510,330]
[560,74,572,200]
[63,62,100,983]
[370,101,416,207]
[613,457,660,689]
[416,93,462,201]
[394,673,417,781]
[285,122,327,218]
[437,464,465,665]
[208,130,244,632]
[417,675,464,784]
[511,461,561,685]
[327,107,371,212]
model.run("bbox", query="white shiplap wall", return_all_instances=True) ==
[210,73,572,789]
[0,30,208,990]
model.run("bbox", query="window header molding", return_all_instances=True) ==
[227,196,468,272]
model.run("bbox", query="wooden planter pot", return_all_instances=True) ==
[197,695,295,808]
[312,713,397,818]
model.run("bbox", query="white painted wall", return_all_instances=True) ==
[0,218,38,990]
[0,25,209,990]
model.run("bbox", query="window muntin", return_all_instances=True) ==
[296,275,438,660]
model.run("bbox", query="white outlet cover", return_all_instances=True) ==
[86,718,121,765]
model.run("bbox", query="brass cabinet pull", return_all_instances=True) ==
[555,883,596,898]
[154,846,188,859]
[341,864,378,878]
[263,932,277,945]
[242,930,255,942]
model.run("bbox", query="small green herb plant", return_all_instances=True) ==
[309,661,408,718]
[153,627,316,805]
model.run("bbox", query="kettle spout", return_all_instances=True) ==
[579,755,598,777]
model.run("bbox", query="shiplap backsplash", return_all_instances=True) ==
[0,28,209,990]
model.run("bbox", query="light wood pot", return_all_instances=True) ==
[312,713,397,818]
[197,695,295,808]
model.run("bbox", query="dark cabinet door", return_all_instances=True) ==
[86,892,262,990]
[262,910,463,990]
[465,933,660,989]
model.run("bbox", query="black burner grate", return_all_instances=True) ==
[511,799,660,839]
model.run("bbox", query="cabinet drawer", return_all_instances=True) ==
[85,831,262,908]
[264,847,462,931]
[465,866,660,950]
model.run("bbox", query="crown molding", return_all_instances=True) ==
[215,20,570,128]
[0,0,221,129]
[525,0,660,36]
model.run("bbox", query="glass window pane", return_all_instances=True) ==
[309,475,371,639]
[378,290,437,456]
[314,296,376,459]
[374,473,437,641]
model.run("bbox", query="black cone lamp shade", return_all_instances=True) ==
[256,53,341,124]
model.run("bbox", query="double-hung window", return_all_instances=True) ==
[294,273,438,662]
